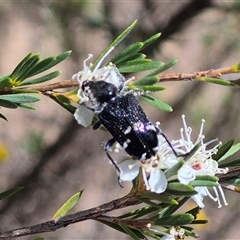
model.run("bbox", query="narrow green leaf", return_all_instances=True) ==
[165,159,185,179]
[11,88,40,94]
[13,55,40,81]
[159,197,189,218]
[118,61,163,73]
[197,77,234,86]
[147,59,178,77]
[141,94,172,112]
[226,177,240,187]
[92,20,137,70]
[17,103,37,110]
[137,198,163,210]
[31,51,71,76]
[0,187,24,200]
[153,213,194,226]
[10,53,32,79]
[52,191,82,220]
[32,238,44,240]
[122,53,146,62]
[140,33,161,51]
[218,142,240,162]
[0,77,11,90]
[119,205,156,219]
[21,56,55,78]
[110,42,144,64]
[51,94,76,114]
[20,71,61,86]
[141,192,178,205]
[212,140,234,161]
[119,223,143,240]
[166,182,197,196]
[134,85,165,92]
[186,206,201,217]
[133,76,158,86]
[219,158,240,168]
[195,175,219,182]
[0,94,40,103]
[0,113,8,121]
[0,99,18,108]
[190,180,219,187]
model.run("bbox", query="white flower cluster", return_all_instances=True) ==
[73,47,125,127]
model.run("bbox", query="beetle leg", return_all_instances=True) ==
[160,132,179,157]
[93,120,101,130]
[104,138,124,188]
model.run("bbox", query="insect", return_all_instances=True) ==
[81,79,160,176]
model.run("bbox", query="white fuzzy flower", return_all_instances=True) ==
[73,47,126,127]
[117,135,174,194]
[147,224,185,240]
[171,115,228,208]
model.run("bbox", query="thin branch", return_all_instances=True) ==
[15,66,240,93]
[0,192,139,239]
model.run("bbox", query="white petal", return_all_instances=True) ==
[161,235,174,240]
[178,165,195,185]
[148,169,167,193]
[119,160,140,181]
[191,187,208,208]
[74,106,94,127]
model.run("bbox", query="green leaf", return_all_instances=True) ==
[52,94,76,114]
[218,142,240,162]
[15,55,41,81]
[0,187,24,200]
[92,20,137,70]
[166,182,197,196]
[139,33,161,51]
[137,198,163,210]
[194,175,219,182]
[165,159,185,179]
[0,99,18,108]
[32,238,44,240]
[0,76,11,90]
[159,197,189,218]
[197,77,234,86]
[31,51,71,76]
[153,213,194,226]
[226,177,240,187]
[18,103,37,110]
[0,94,40,103]
[132,76,158,86]
[212,140,234,161]
[147,59,178,77]
[141,94,172,112]
[52,191,82,220]
[141,192,178,205]
[134,85,165,92]
[20,71,61,86]
[110,42,144,65]
[219,158,240,168]
[10,53,33,79]
[189,180,219,187]
[118,60,163,73]
[0,113,7,121]
[119,223,143,240]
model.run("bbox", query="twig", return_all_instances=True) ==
[0,192,139,239]
[15,66,239,93]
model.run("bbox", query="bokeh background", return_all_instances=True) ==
[0,1,240,239]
